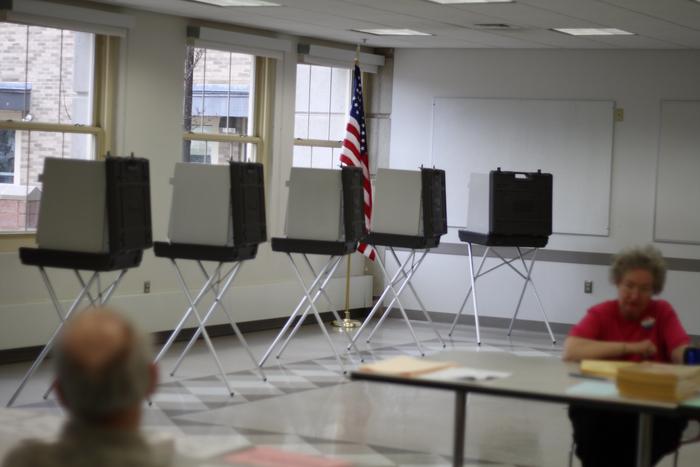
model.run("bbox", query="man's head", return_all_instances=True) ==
[54,308,157,425]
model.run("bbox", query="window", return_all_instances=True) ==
[183,45,260,164]
[0,21,112,234]
[293,64,351,169]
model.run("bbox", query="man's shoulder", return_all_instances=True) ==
[2,439,57,467]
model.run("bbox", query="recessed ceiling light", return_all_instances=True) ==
[552,28,635,36]
[427,0,514,4]
[189,0,281,6]
[353,29,433,36]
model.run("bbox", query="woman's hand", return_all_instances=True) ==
[625,339,657,359]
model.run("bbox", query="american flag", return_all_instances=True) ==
[340,64,376,260]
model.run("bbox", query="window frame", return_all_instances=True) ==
[0,26,119,247]
[292,63,361,170]
[182,43,271,166]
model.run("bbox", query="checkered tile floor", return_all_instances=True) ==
[145,337,559,466]
[3,326,565,467]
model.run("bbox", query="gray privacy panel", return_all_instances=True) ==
[466,173,490,234]
[372,168,423,236]
[654,101,700,244]
[36,158,108,253]
[432,98,614,236]
[168,163,233,246]
[285,167,343,241]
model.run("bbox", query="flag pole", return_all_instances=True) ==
[332,43,363,330]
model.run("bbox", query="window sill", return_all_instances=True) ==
[0,232,36,252]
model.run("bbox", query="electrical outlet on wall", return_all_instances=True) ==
[584,281,593,294]
[143,281,151,294]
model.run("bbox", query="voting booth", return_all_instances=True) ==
[10,156,152,406]
[452,169,555,344]
[258,167,364,373]
[153,161,267,393]
[349,167,447,356]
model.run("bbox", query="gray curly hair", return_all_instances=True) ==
[610,245,667,294]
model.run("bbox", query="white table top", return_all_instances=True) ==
[352,350,700,416]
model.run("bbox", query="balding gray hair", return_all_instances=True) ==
[610,245,667,294]
[55,317,153,422]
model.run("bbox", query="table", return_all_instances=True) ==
[352,351,699,467]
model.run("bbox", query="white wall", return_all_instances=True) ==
[0,9,372,350]
[389,49,700,335]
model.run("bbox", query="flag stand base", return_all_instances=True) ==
[332,317,361,329]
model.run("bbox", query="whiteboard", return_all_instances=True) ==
[654,101,700,244]
[431,98,614,236]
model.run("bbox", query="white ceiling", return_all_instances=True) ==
[93,0,700,49]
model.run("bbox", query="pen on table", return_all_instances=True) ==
[568,372,608,381]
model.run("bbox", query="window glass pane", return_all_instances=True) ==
[185,46,254,139]
[294,114,309,140]
[292,146,311,168]
[308,114,331,140]
[0,22,94,125]
[0,130,16,184]
[308,65,331,113]
[183,46,257,164]
[0,130,94,232]
[330,67,350,113]
[329,114,346,141]
[310,147,333,169]
[293,64,351,168]
[186,140,253,165]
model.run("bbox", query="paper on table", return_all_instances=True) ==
[146,432,250,459]
[223,446,351,467]
[358,355,458,377]
[566,381,619,397]
[418,367,511,382]
[681,395,700,408]
[580,359,634,379]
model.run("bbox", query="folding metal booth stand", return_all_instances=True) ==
[449,169,556,345]
[348,168,448,356]
[258,166,365,374]
[9,156,152,407]
[153,162,267,395]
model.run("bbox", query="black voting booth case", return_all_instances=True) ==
[20,157,152,270]
[10,156,152,407]
[454,169,556,344]
[350,168,448,356]
[153,162,268,392]
[259,166,365,373]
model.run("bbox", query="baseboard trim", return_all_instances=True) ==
[403,309,574,336]
[0,307,371,365]
[403,309,700,341]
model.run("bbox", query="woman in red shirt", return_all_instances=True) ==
[563,245,690,466]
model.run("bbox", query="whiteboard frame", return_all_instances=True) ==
[653,99,700,245]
